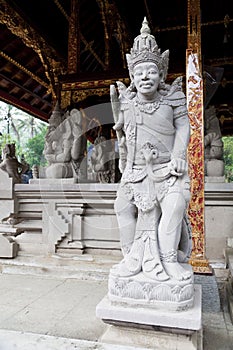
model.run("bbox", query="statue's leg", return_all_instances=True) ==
[158,191,192,281]
[111,195,143,277]
[137,208,169,281]
[114,195,137,256]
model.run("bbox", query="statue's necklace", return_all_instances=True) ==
[134,95,163,114]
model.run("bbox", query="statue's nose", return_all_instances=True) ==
[142,71,148,79]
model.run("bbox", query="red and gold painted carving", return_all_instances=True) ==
[186,51,211,273]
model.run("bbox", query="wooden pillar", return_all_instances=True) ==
[61,0,79,108]
[68,0,80,74]
[186,0,211,273]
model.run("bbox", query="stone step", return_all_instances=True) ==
[0,253,121,281]
[0,329,146,350]
[15,219,43,230]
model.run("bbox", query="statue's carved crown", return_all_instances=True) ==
[126,17,168,75]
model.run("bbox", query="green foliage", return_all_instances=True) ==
[0,101,48,166]
[24,125,47,167]
[0,133,16,148]
[223,136,233,182]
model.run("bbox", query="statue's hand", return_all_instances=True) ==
[169,158,187,176]
[45,154,55,162]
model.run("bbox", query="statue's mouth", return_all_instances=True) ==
[140,83,152,88]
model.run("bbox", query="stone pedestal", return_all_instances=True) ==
[0,169,13,199]
[206,160,224,178]
[226,247,233,324]
[0,234,18,258]
[0,169,15,223]
[108,264,194,311]
[96,284,202,350]
[0,224,23,258]
[205,176,225,183]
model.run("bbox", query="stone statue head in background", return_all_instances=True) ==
[0,143,28,183]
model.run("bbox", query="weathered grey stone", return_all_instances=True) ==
[97,285,202,349]
[204,105,225,179]
[108,264,194,311]
[0,168,13,199]
[100,325,202,350]
[0,233,18,258]
[226,248,233,324]
[107,16,194,306]
[43,105,87,180]
[97,16,201,349]
[97,285,202,330]
[205,183,233,262]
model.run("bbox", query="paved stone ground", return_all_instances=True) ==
[195,274,233,350]
[0,270,232,349]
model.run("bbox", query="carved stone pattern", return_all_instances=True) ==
[109,276,194,304]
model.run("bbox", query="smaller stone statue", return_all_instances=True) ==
[0,143,28,183]
[32,164,39,179]
[204,105,225,179]
[43,104,86,180]
[91,135,110,183]
[90,135,117,183]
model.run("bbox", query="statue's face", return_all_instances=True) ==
[70,109,81,125]
[133,62,161,96]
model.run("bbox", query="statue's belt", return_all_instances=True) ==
[133,152,171,165]
[122,162,172,183]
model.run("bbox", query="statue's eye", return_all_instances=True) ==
[149,70,157,74]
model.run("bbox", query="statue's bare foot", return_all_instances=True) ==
[163,262,192,281]
[143,268,169,281]
[143,261,170,281]
[110,259,141,277]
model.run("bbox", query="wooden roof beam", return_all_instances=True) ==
[95,0,132,69]
[53,0,106,70]
[0,72,52,107]
[0,88,49,121]
[0,0,65,98]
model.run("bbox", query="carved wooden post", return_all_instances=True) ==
[60,0,79,109]
[186,0,211,273]
[68,0,79,74]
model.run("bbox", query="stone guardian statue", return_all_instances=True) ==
[109,17,193,308]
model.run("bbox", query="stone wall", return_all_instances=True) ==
[205,182,233,264]
[13,181,120,256]
[1,178,233,263]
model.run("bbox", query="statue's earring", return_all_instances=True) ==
[159,79,166,91]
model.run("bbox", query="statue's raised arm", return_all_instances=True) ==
[110,83,127,173]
